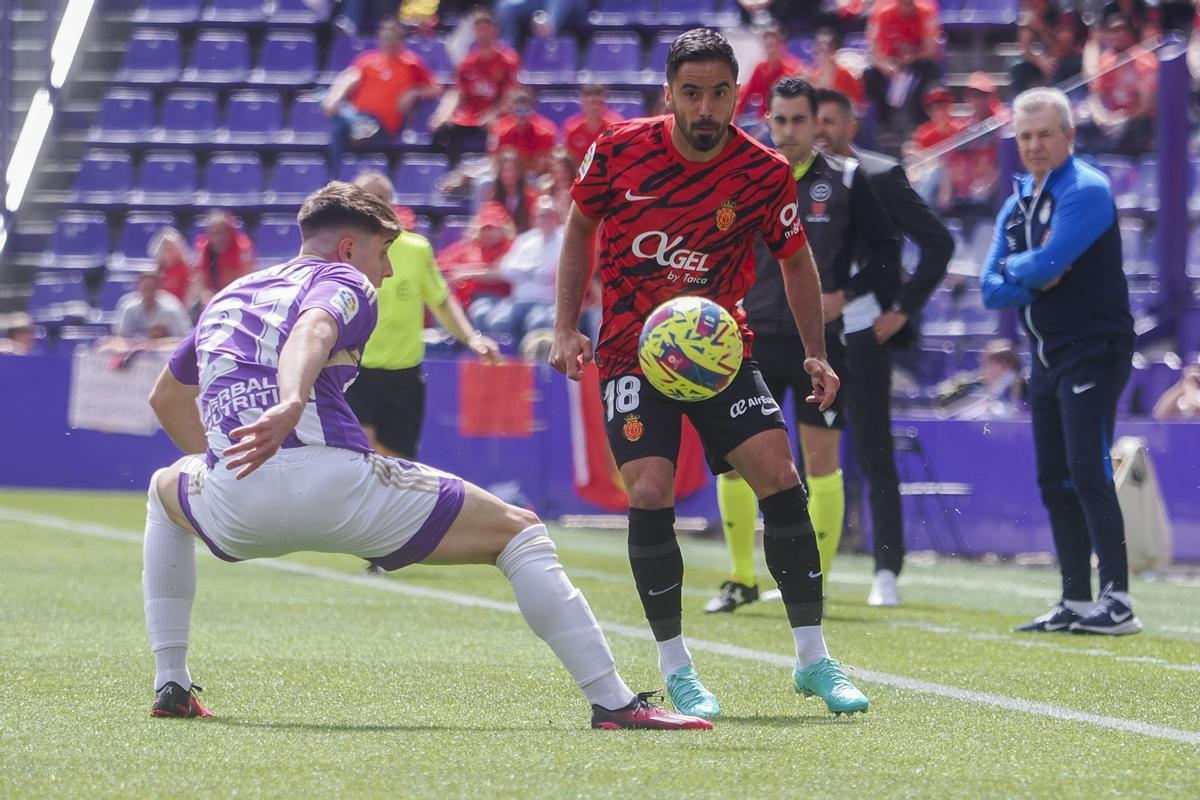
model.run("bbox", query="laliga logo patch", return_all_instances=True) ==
[622,413,644,442]
[810,182,833,203]
[577,140,597,182]
[1038,197,1053,224]
[331,287,360,324]
[715,200,737,231]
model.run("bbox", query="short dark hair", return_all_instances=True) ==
[666,28,738,83]
[815,87,854,117]
[770,76,817,116]
[297,181,402,240]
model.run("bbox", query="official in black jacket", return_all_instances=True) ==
[705,77,902,614]
[813,88,954,607]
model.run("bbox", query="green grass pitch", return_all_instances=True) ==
[1,489,1198,799]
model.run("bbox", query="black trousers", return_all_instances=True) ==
[1029,339,1133,599]
[843,328,905,575]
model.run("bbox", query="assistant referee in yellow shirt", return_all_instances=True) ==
[349,171,500,459]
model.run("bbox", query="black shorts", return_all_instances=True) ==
[601,362,787,475]
[346,366,425,459]
[754,326,847,432]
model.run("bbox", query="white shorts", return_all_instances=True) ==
[177,446,465,570]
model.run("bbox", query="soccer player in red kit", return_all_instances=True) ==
[550,29,869,718]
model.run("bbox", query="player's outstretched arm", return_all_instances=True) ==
[224,308,339,479]
[430,295,501,365]
[549,202,597,381]
[779,243,840,411]
[149,367,207,455]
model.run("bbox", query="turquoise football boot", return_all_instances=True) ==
[665,666,721,719]
[793,658,869,715]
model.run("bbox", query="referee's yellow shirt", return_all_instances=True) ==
[360,231,449,370]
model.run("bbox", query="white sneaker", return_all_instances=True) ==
[867,569,900,606]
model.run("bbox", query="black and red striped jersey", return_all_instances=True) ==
[571,114,807,380]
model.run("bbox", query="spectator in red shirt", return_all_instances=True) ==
[194,210,254,296]
[430,7,522,161]
[438,201,517,307]
[562,84,624,163]
[734,24,805,121]
[148,226,197,309]
[804,28,865,110]
[1082,15,1158,155]
[906,84,965,212]
[951,73,1004,207]
[322,18,442,171]
[864,0,943,129]
[487,87,559,175]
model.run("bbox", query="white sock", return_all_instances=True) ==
[143,474,197,691]
[793,625,830,667]
[497,524,636,711]
[656,635,693,677]
[1063,599,1093,615]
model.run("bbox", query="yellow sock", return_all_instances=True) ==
[717,474,758,586]
[806,470,845,593]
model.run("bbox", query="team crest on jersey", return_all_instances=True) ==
[331,286,360,323]
[622,414,644,442]
[1038,197,1053,224]
[810,182,833,203]
[715,200,737,231]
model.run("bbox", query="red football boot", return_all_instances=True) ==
[151,682,215,718]
[590,691,713,730]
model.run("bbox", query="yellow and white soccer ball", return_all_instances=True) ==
[637,296,743,402]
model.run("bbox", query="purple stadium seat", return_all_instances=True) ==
[48,212,110,269]
[159,90,219,144]
[116,211,177,266]
[135,0,202,24]
[182,30,251,84]
[269,155,329,203]
[286,92,330,145]
[392,155,449,206]
[648,34,674,75]
[654,0,713,26]
[29,276,89,312]
[338,153,390,183]
[406,36,450,79]
[1136,158,1159,213]
[522,37,578,83]
[98,274,142,311]
[1142,357,1182,410]
[787,37,816,64]
[584,34,641,82]
[256,30,318,85]
[254,214,302,261]
[399,97,438,147]
[537,93,581,128]
[1178,308,1200,355]
[224,90,283,142]
[140,151,198,202]
[201,0,264,23]
[607,91,645,120]
[268,0,330,24]
[324,36,374,76]
[435,216,471,251]
[411,215,434,241]
[203,152,264,203]
[75,150,135,202]
[118,29,182,83]
[92,89,155,142]
[588,0,639,27]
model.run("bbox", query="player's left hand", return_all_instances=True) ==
[468,332,501,365]
[873,310,909,343]
[224,400,304,480]
[804,357,840,412]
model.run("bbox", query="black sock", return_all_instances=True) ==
[627,506,682,641]
[760,485,823,628]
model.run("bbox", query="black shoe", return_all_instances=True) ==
[1069,590,1143,635]
[703,581,759,613]
[1013,602,1082,633]
[151,682,215,718]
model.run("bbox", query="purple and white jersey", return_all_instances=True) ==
[168,258,378,465]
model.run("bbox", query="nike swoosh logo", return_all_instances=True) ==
[648,583,680,597]
[808,570,822,579]
[1109,610,1133,623]
[760,404,780,416]
[625,190,657,202]
[1072,382,1097,395]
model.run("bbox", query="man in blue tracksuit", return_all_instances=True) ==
[981,87,1140,635]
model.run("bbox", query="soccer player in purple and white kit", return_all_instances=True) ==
[143,182,709,730]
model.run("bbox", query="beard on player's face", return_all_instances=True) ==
[673,109,727,152]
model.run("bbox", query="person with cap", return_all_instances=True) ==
[813,86,954,606]
[906,83,965,212]
[479,195,565,344]
[950,72,1006,219]
[0,312,37,355]
[437,201,517,309]
[348,170,500,461]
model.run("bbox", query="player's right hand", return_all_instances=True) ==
[548,327,593,381]
[223,400,304,480]
[804,357,841,412]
